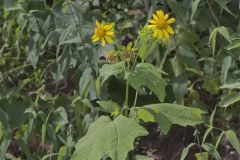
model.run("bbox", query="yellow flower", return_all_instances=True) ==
[92,20,115,46]
[147,10,175,40]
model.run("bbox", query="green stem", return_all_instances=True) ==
[133,59,145,108]
[124,61,130,116]
[133,90,139,107]
[159,47,168,70]
[131,37,140,71]
[125,81,129,107]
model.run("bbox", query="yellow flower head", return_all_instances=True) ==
[92,20,115,46]
[147,10,175,40]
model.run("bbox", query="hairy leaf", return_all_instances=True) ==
[72,115,148,160]
[99,61,125,84]
[140,103,206,127]
[127,63,167,102]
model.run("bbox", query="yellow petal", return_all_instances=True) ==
[92,36,100,42]
[148,19,157,24]
[166,25,174,35]
[101,38,106,46]
[156,10,164,19]
[164,14,169,20]
[104,23,113,30]
[167,18,176,24]
[101,21,105,27]
[105,36,113,44]
[106,31,114,36]
[153,30,159,37]
[96,20,101,27]
[158,30,163,39]
[163,29,169,39]
[147,25,156,29]
[152,14,159,21]
[91,34,97,39]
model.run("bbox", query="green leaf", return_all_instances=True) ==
[79,68,93,98]
[140,103,206,127]
[3,0,17,8]
[127,63,167,102]
[195,152,208,160]
[218,26,231,43]
[214,0,236,17]
[168,0,187,27]
[177,46,199,70]
[220,92,240,108]
[0,100,30,128]
[134,108,155,122]
[209,28,218,55]
[220,56,232,84]
[203,76,220,94]
[61,37,82,45]
[191,0,201,21]
[155,112,172,134]
[202,143,221,160]
[97,100,120,116]
[220,81,240,89]
[135,155,154,160]
[134,108,171,134]
[202,127,213,144]
[58,146,67,160]
[173,74,189,104]
[99,61,125,84]
[180,143,196,160]
[226,40,240,50]
[138,40,158,60]
[72,115,148,160]
[225,130,240,154]
[209,26,231,55]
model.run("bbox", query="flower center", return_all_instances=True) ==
[96,27,105,37]
[156,19,167,29]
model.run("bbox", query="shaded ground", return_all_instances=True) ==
[135,122,240,160]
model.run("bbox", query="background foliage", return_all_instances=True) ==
[0,0,240,159]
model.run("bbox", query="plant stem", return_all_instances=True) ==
[125,61,130,106]
[133,90,139,107]
[131,37,140,71]
[196,129,203,158]
[124,61,130,116]
[159,46,168,70]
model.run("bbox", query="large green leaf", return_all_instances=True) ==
[139,103,206,127]
[127,63,167,102]
[72,115,148,160]
[99,61,125,84]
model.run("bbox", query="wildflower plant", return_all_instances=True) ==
[72,10,206,160]
[1,0,240,159]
